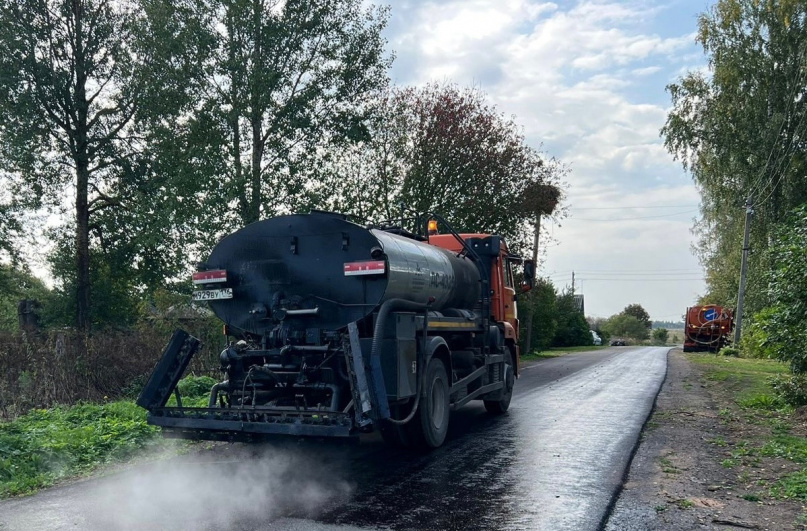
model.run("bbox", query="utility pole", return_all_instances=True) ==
[734,197,754,345]
[571,271,575,295]
[524,214,541,356]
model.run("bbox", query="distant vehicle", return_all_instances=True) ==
[683,304,734,352]
[590,330,602,346]
[610,339,626,346]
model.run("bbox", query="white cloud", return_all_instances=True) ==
[383,0,708,319]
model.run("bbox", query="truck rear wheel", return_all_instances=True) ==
[408,356,450,449]
[484,350,514,414]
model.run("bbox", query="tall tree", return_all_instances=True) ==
[662,0,807,315]
[622,303,651,329]
[0,0,204,329]
[325,84,566,253]
[150,0,391,248]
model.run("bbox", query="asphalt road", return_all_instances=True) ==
[0,346,668,531]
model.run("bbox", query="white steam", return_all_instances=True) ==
[85,444,353,531]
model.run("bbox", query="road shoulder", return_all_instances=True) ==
[606,349,804,531]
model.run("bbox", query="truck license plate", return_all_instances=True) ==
[193,288,233,301]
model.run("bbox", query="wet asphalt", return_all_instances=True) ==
[0,346,668,531]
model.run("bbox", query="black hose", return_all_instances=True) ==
[372,299,430,426]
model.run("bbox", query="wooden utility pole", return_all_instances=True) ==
[734,197,754,345]
[524,214,541,355]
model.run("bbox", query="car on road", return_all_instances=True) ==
[610,339,627,346]
[591,330,602,346]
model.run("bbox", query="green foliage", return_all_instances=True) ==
[0,265,52,331]
[552,292,592,348]
[623,304,651,329]
[603,313,649,341]
[176,375,217,399]
[520,277,558,353]
[720,347,740,358]
[0,401,159,497]
[758,205,807,374]
[652,328,669,345]
[662,0,807,315]
[741,308,778,359]
[770,374,807,407]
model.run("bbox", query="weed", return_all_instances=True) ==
[709,436,727,447]
[675,498,694,509]
[771,470,807,500]
[721,458,737,468]
[742,493,761,502]
[0,400,162,498]
[654,505,667,512]
[659,456,679,474]
[760,435,807,463]
[738,393,782,410]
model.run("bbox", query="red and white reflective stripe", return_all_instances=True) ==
[192,270,227,284]
[344,260,386,276]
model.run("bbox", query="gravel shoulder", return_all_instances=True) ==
[606,348,805,531]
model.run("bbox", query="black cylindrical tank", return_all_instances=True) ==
[201,212,481,335]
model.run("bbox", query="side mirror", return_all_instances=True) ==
[521,260,535,292]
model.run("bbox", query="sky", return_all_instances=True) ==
[378,0,713,322]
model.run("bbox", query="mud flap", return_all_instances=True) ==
[136,329,201,411]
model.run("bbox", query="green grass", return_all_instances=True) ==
[521,345,608,361]
[0,375,214,498]
[688,353,807,500]
[689,354,789,407]
[0,401,160,497]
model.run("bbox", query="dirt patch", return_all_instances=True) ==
[606,349,806,530]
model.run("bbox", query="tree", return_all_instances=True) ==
[325,84,566,253]
[552,291,592,347]
[0,0,203,329]
[153,0,391,241]
[622,304,651,329]
[759,205,807,373]
[652,328,669,345]
[603,314,649,341]
[662,0,807,317]
[519,278,558,353]
[0,264,52,331]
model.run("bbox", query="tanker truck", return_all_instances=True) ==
[137,211,534,448]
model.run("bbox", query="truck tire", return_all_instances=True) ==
[409,357,450,449]
[484,350,514,414]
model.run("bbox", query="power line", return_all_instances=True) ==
[571,209,699,222]
[569,204,699,211]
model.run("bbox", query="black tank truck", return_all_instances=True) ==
[137,211,534,448]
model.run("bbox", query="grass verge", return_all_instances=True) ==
[688,353,807,500]
[0,375,215,498]
[521,345,609,361]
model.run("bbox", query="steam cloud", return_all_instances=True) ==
[85,443,353,531]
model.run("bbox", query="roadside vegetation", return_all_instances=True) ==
[689,353,807,502]
[0,375,214,498]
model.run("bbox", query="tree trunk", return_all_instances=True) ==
[73,0,91,331]
[247,0,263,225]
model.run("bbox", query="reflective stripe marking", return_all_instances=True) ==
[344,261,386,276]
[428,321,477,328]
[192,270,227,284]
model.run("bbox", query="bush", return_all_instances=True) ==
[720,347,740,357]
[177,375,217,399]
[741,308,777,359]
[770,374,807,407]
[652,328,669,345]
